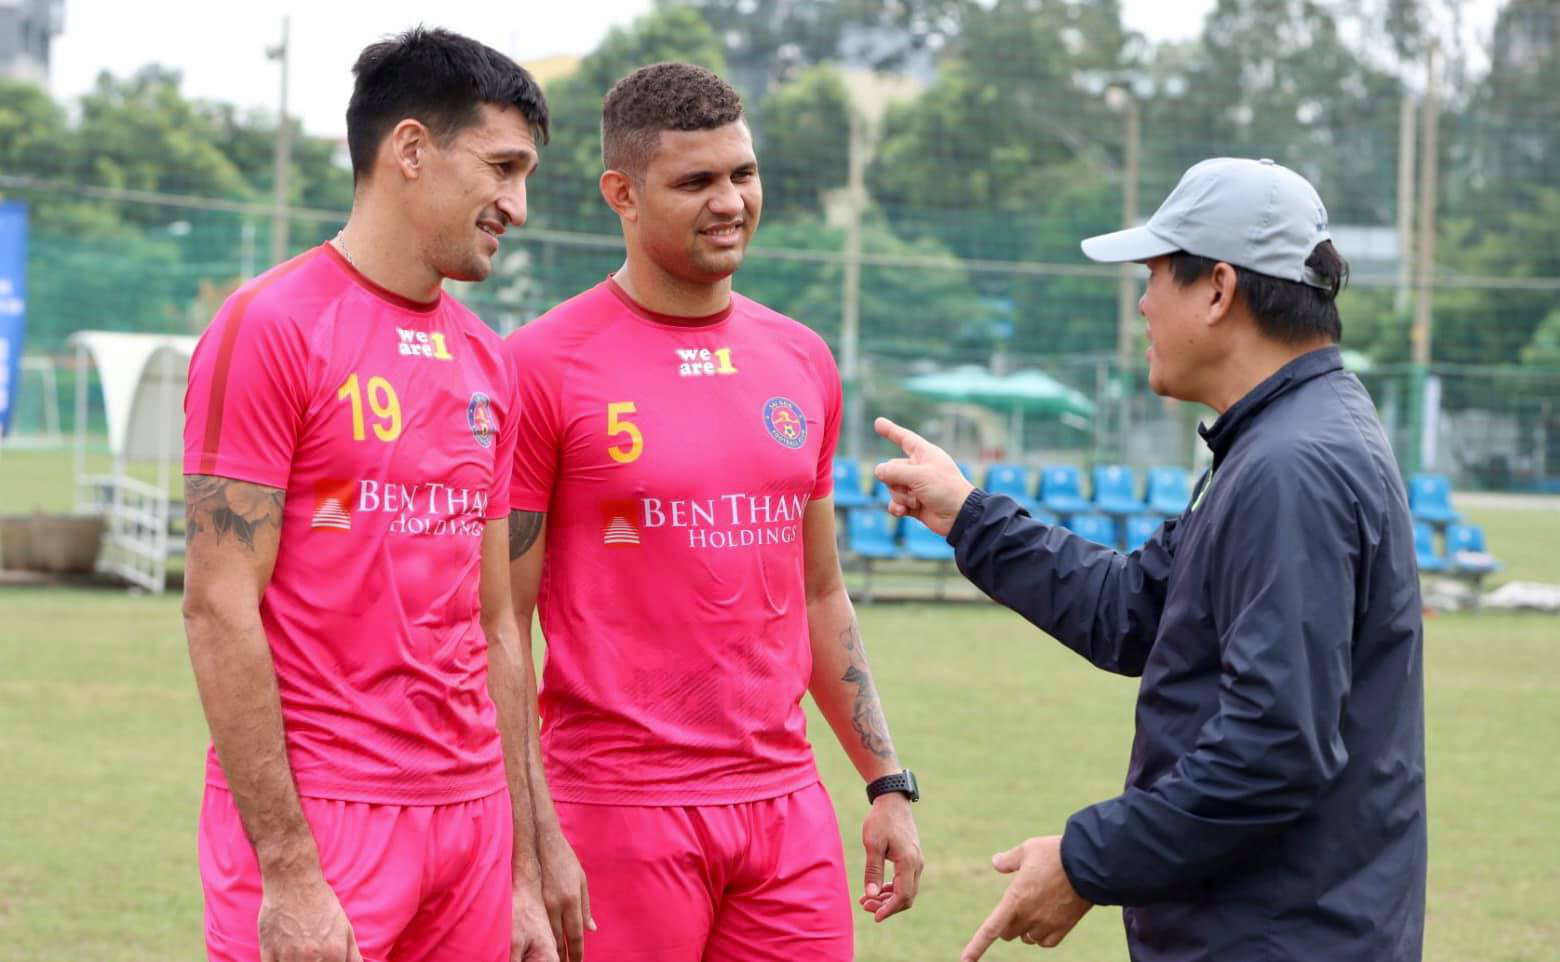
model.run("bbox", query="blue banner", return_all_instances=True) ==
[0,202,26,438]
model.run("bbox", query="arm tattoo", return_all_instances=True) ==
[184,475,284,553]
[840,622,895,760]
[508,510,544,560]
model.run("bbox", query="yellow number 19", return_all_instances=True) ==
[337,373,403,442]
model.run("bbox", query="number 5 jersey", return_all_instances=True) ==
[507,278,842,807]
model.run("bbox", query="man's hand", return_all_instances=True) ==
[257,872,361,962]
[512,883,560,962]
[858,794,924,922]
[537,823,594,961]
[873,417,975,536]
[960,836,1092,961]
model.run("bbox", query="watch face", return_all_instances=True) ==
[903,770,921,801]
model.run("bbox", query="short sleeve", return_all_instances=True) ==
[810,336,842,501]
[506,328,563,513]
[183,293,309,489]
[485,348,521,520]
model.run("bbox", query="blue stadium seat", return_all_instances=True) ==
[846,509,901,560]
[1037,465,1091,516]
[1092,464,1147,515]
[869,477,892,507]
[1408,473,1460,526]
[1145,466,1193,516]
[983,463,1037,512]
[901,517,955,561]
[1028,507,1060,526]
[1065,512,1118,549]
[954,460,975,480]
[832,458,872,509]
[1124,514,1161,552]
[1446,523,1502,577]
[1413,521,1447,573]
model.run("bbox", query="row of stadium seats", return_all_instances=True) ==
[844,505,1165,559]
[1415,520,1502,581]
[834,459,1196,520]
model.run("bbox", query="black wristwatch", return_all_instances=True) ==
[866,769,920,804]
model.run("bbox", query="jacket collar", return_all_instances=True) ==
[1198,346,1344,468]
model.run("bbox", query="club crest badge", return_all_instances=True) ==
[468,392,496,448]
[762,397,807,450]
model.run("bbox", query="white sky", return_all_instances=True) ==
[49,0,1501,138]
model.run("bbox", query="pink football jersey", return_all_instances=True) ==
[183,245,516,805]
[508,279,840,806]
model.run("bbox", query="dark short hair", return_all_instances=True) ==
[346,26,549,182]
[601,62,744,179]
[1168,241,1349,344]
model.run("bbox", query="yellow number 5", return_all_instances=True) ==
[337,373,403,442]
[606,401,643,464]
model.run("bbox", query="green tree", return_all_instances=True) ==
[754,65,851,219]
[69,66,253,222]
[525,6,729,305]
[739,218,985,357]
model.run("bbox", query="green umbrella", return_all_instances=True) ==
[903,366,1095,419]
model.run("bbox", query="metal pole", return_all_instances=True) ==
[841,107,865,462]
[1412,43,1439,367]
[1116,94,1140,463]
[1408,43,1439,477]
[268,17,292,267]
[1395,93,1416,315]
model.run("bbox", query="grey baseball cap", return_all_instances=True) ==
[1080,157,1334,289]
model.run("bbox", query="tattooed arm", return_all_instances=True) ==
[802,496,923,921]
[508,511,592,961]
[181,475,358,961]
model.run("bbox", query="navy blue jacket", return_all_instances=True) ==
[949,348,1426,961]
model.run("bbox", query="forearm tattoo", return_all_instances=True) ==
[840,622,895,760]
[508,510,544,560]
[184,475,284,552]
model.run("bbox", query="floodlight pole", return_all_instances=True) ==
[841,106,866,462]
[1410,42,1440,474]
[1107,87,1140,463]
[1411,41,1439,368]
[267,17,292,267]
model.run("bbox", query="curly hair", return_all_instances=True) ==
[601,62,744,178]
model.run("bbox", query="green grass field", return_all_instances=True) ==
[3,447,1559,959]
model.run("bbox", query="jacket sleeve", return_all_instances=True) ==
[1058,451,1359,905]
[949,489,1176,677]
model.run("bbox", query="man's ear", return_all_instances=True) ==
[388,119,431,182]
[1206,262,1239,326]
[599,169,639,223]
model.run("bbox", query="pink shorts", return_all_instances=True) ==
[199,785,513,962]
[555,780,852,962]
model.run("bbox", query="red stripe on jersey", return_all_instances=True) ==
[198,252,313,475]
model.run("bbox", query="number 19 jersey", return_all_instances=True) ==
[508,279,840,806]
[183,245,517,806]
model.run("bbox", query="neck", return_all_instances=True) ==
[1203,335,1333,414]
[613,253,731,318]
[335,195,443,304]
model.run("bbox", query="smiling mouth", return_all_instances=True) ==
[478,221,504,238]
[701,222,743,238]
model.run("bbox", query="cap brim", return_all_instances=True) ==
[1080,225,1179,264]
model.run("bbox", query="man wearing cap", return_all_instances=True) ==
[875,158,1426,962]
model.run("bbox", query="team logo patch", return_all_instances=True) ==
[310,479,355,531]
[762,397,807,450]
[601,500,641,547]
[467,392,496,448]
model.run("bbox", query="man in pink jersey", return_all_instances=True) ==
[183,28,557,962]
[506,62,924,962]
